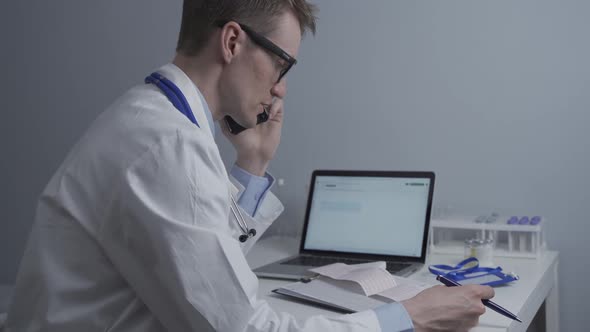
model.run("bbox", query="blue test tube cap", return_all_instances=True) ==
[507,216,519,224]
[518,216,530,225]
[530,216,542,225]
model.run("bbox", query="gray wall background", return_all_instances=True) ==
[2,1,588,330]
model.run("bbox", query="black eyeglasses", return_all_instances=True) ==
[216,20,297,83]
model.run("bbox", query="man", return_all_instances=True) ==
[5,1,494,331]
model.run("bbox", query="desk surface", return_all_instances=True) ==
[247,236,558,332]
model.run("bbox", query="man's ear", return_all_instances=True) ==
[219,22,246,64]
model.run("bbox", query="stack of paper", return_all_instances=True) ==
[273,262,433,313]
[309,262,397,296]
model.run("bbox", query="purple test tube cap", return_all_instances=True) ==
[518,216,530,225]
[507,216,519,224]
[530,216,542,225]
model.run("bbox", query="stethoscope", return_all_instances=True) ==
[145,72,257,243]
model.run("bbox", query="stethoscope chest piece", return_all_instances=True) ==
[230,195,257,243]
[239,229,257,243]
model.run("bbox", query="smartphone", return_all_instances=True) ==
[224,109,270,135]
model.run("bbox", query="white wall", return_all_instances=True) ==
[1,0,181,281]
[1,1,588,330]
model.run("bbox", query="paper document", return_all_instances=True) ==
[309,262,397,296]
[273,262,433,313]
[376,276,431,302]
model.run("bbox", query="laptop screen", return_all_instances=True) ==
[302,173,432,258]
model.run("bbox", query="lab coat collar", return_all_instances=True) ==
[155,63,215,139]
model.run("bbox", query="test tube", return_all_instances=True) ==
[519,232,526,252]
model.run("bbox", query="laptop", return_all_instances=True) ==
[254,170,435,280]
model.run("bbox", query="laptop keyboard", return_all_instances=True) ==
[280,256,411,274]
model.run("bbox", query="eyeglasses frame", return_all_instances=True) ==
[216,20,297,83]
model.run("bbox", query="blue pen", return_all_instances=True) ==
[436,275,522,323]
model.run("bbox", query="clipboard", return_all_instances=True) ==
[272,277,390,313]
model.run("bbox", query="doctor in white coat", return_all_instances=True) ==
[5,1,494,331]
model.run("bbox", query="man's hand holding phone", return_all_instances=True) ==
[222,99,284,176]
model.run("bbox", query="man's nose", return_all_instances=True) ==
[271,78,287,98]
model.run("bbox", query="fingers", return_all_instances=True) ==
[463,285,492,317]
[480,286,495,300]
[467,285,495,300]
[268,98,284,122]
[474,301,486,315]
[402,285,491,332]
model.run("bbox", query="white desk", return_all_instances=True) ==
[246,236,559,332]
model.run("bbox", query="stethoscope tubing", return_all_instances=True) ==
[145,73,200,127]
[145,72,256,242]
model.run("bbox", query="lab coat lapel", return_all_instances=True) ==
[156,63,214,139]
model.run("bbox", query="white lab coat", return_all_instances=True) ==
[5,64,382,331]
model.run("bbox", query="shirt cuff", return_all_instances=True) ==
[230,165,274,217]
[374,302,414,332]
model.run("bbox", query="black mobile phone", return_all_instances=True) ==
[224,110,270,135]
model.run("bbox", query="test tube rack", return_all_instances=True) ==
[428,216,546,259]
